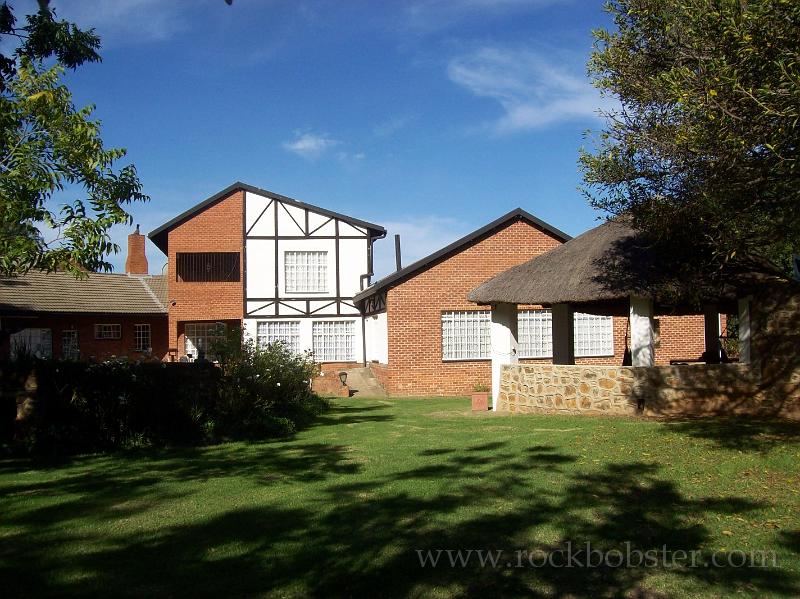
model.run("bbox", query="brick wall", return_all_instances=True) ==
[1,314,168,361]
[383,219,562,396]
[166,190,244,357]
[376,218,710,397]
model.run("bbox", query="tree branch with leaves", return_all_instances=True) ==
[0,1,147,276]
[581,0,799,301]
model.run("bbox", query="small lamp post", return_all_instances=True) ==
[338,371,348,387]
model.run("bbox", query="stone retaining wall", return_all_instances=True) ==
[497,363,800,419]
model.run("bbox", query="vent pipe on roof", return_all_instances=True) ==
[394,234,402,271]
[125,224,149,275]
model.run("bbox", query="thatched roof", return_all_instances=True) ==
[468,218,644,306]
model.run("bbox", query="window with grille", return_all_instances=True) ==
[574,313,614,357]
[257,321,301,353]
[285,251,327,293]
[61,329,79,360]
[184,322,227,361]
[176,252,240,282]
[94,324,121,340]
[442,311,491,360]
[518,310,553,358]
[312,320,354,362]
[134,324,151,352]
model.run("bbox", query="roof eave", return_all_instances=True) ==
[354,208,571,304]
[148,181,387,255]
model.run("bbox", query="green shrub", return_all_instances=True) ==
[1,333,328,454]
[213,332,326,439]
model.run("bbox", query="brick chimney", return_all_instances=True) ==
[125,224,149,275]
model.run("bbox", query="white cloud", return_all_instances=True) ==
[282,131,340,160]
[48,0,193,45]
[447,46,613,133]
[372,215,471,279]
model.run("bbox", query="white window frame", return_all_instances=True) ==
[441,311,491,361]
[518,309,553,358]
[61,329,79,360]
[94,323,121,340]
[284,250,328,294]
[257,321,301,353]
[184,322,227,361]
[312,320,355,362]
[574,313,614,357]
[134,324,152,353]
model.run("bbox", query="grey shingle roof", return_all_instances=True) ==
[0,271,168,314]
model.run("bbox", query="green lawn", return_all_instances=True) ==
[1,397,799,598]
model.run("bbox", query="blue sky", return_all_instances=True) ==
[16,0,615,278]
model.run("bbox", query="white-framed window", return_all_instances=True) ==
[518,309,553,358]
[442,311,491,361]
[184,322,227,361]
[312,320,355,362]
[61,329,79,360]
[574,313,614,357]
[257,321,301,353]
[94,323,121,340]
[134,324,151,352]
[285,251,327,293]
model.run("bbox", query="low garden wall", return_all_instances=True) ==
[497,363,800,419]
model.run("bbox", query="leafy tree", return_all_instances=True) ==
[0,1,147,276]
[581,0,799,301]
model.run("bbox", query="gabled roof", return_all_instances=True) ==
[149,181,387,254]
[0,271,168,315]
[353,208,571,307]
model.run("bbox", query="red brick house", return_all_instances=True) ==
[354,209,708,396]
[147,182,386,363]
[0,182,710,399]
[0,228,168,361]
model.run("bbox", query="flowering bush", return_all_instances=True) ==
[213,331,327,439]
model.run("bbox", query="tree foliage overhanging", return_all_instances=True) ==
[0,1,147,277]
[581,0,800,301]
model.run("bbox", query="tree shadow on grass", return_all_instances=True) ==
[1,407,798,597]
[310,402,395,428]
[660,418,800,451]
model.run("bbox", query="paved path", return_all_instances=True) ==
[343,366,387,398]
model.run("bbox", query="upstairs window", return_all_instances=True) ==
[176,252,240,282]
[285,251,327,293]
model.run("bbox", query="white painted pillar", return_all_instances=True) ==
[738,297,751,364]
[703,304,721,364]
[490,302,519,410]
[629,295,655,367]
[551,303,575,365]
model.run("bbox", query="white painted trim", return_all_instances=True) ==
[490,302,519,410]
[629,295,654,367]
